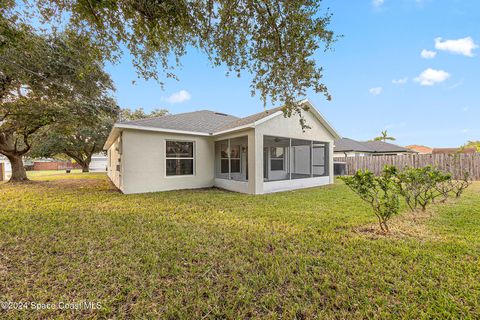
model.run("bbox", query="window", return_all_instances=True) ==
[270,147,284,171]
[165,141,194,176]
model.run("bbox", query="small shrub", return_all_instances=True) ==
[396,166,451,211]
[341,165,400,233]
[450,172,472,198]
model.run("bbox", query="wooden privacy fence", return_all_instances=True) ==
[334,153,480,180]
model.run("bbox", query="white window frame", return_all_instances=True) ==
[164,139,195,178]
[270,147,285,171]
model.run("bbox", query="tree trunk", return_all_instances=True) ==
[7,154,28,182]
[82,164,90,173]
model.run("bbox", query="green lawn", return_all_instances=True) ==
[0,173,479,319]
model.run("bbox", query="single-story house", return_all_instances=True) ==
[89,153,108,172]
[104,99,340,195]
[334,138,416,157]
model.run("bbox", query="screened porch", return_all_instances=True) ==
[263,135,329,182]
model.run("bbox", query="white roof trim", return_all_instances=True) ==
[212,124,254,136]
[212,110,283,136]
[114,123,211,136]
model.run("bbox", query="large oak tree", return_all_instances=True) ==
[0,9,115,181]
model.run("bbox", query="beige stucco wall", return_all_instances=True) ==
[107,135,122,190]
[120,129,214,194]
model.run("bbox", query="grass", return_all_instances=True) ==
[0,173,479,319]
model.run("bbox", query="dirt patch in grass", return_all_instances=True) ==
[353,209,437,240]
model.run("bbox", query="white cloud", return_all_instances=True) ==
[369,87,383,95]
[414,68,450,86]
[420,49,437,59]
[372,0,384,8]
[392,77,408,85]
[434,37,478,57]
[166,90,191,103]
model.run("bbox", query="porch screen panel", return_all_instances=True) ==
[230,136,248,181]
[263,136,290,181]
[313,141,328,176]
[215,136,248,181]
[291,139,311,179]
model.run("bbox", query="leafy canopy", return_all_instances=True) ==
[120,108,169,121]
[0,8,116,179]
[25,0,336,126]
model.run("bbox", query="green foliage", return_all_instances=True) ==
[30,111,119,171]
[373,130,395,142]
[463,140,480,152]
[0,12,115,180]
[2,175,479,318]
[443,172,472,199]
[397,166,452,211]
[341,165,400,233]
[19,0,338,127]
[120,107,169,121]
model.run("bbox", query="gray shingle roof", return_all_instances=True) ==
[119,110,239,134]
[119,108,286,134]
[334,138,375,153]
[215,107,283,132]
[334,138,413,153]
[363,141,412,153]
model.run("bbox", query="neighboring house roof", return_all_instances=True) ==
[119,110,240,134]
[104,99,341,149]
[334,138,415,154]
[432,148,477,155]
[405,145,433,154]
[363,141,413,153]
[333,138,374,153]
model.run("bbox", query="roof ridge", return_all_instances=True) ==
[120,109,239,125]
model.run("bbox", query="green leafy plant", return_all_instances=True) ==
[396,166,451,211]
[341,165,400,233]
[450,172,472,198]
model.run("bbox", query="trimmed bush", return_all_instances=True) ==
[341,165,400,233]
[396,166,451,211]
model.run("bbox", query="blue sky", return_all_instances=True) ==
[106,0,480,147]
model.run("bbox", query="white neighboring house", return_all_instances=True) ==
[103,99,341,195]
[89,153,108,172]
[0,155,12,179]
